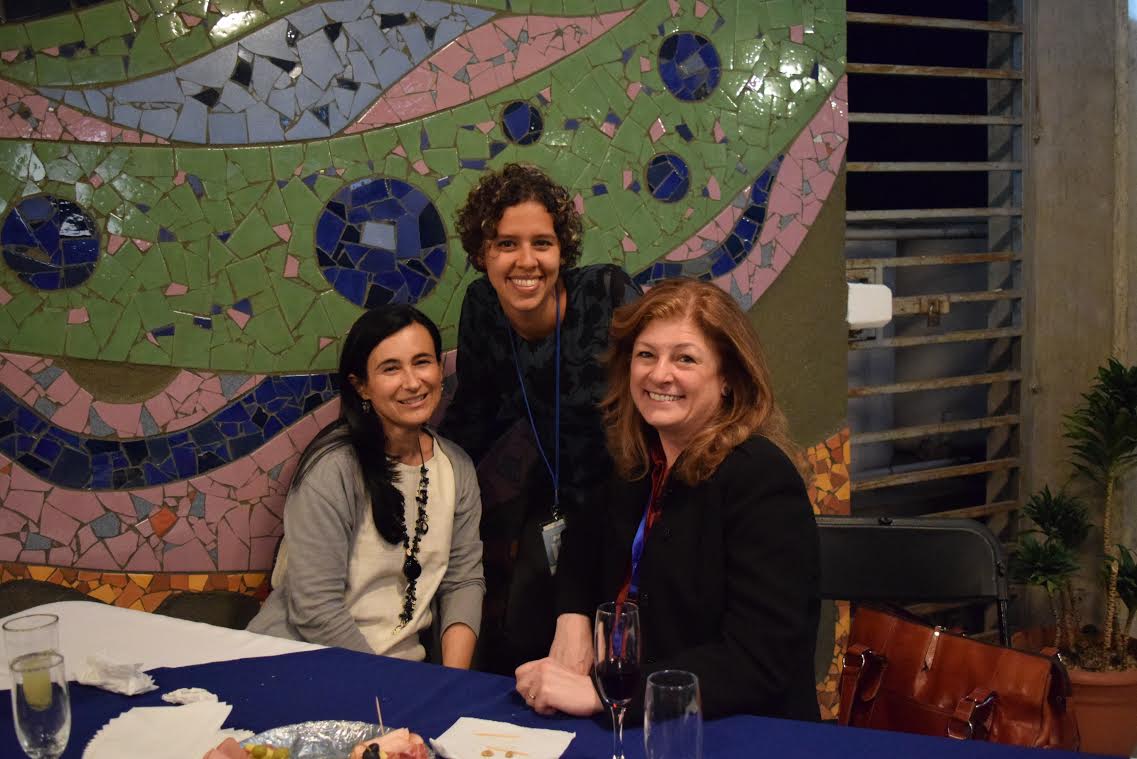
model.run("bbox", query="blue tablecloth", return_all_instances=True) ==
[0,647,1096,758]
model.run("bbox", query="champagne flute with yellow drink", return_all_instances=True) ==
[3,614,70,759]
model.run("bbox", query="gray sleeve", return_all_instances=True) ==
[436,439,485,636]
[280,451,375,654]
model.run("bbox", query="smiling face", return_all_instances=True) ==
[630,316,728,461]
[350,322,442,438]
[482,200,562,332]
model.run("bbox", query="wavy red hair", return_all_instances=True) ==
[601,278,804,485]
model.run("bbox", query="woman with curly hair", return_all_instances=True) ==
[440,163,639,673]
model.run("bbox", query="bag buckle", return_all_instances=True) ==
[947,689,997,740]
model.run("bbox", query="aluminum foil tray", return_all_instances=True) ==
[241,720,434,759]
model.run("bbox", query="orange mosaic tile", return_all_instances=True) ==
[816,600,851,721]
[0,563,267,610]
[805,427,850,719]
[807,427,851,518]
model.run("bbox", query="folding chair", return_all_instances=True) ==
[815,515,1011,645]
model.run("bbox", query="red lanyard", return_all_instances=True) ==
[617,448,669,604]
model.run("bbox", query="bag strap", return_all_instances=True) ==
[947,687,998,740]
[838,643,887,723]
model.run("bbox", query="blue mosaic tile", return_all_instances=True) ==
[317,176,448,307]
[658,32,721,102]
[634,156,783,287]
[502,100,543,145]
[646,153,690,203]
[1,196,100,290]
[0,374,339,490]
[37,0,495,144]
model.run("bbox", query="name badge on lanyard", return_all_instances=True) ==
[509,283,563,576]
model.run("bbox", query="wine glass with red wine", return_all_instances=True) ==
[594,601,641,759]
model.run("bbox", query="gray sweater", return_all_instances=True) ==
[247,433,484,656]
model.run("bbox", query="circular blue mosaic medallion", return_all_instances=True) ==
[646,154,690,203]
[658,33,721,101]
[1,195,100,289]
[315,177,447,307]
[501,101,543,145]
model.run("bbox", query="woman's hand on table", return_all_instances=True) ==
[548,613,594,675]
[515,657,602,717]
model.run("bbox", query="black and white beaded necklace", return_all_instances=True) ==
[394,432,430,630]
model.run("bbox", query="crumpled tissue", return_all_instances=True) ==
[76,653,157,695]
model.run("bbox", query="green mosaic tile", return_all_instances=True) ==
[242,307,291,353]
[128,336,170,364]
[80,2,137,45]
[171,319,210,365]
[226,211,278,258]
[125,21,173,77]
[134,291,173,330]
[199,198,235,232]
[226,256,270,298]
[25,14,83,51]
[280,181,322,222]
[71,55,129,85]
[134,247,171,290]
[4,292,37,325]
[65,323,100,360]
[0,25,29,51]
[210,341,252,371]
[270,144,304,179]
[259,186,288,226]
[228,148,273,184]
[329,134,370,165]
[12,310,65,355]
[36,56,74,85]
[165,25,213,64]
[228,183,269,215]
[273,278,316,329]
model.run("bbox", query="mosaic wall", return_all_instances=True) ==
[0,0,847,678]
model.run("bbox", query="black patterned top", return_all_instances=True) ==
[439,264,641,509]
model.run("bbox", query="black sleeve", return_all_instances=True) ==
[634,445,819,722]
[438,281,509,464]
[554,478,610,618]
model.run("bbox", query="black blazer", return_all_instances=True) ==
[557,435,820,722]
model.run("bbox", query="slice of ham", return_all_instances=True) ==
[350,728,429,759]
[202,737,248,759]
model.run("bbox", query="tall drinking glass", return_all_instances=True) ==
[9,651,70,758]
[2,614,60,665]
[644,670,702,759]
[594,601,640,759]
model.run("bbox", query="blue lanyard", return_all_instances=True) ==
[628,501,650,597]
[628,463,667,598]
[508,286,561,515]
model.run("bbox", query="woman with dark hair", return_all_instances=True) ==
[248,305,484,667]
[440,163,640,673]
[515,278,820,721]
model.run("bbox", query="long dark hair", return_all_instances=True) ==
[291,304,443,544]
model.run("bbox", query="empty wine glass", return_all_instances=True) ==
[644,670,702,759]
[9,650,70,759]
[594,601,640,759]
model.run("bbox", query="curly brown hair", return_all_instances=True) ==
[455,163,583,272]
[601,278,807,486]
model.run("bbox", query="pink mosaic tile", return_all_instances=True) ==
[0,81,168,144]
[348,11,631,133]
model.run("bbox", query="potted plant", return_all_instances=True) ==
[1011,358,1137,756]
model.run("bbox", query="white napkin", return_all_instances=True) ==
[77,653,157,695]
[431,717,575,759]
[83,700,233,759]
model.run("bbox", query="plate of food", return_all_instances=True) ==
[203,721,431,759]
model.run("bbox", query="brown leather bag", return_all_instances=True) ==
[838,606,1079,750]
